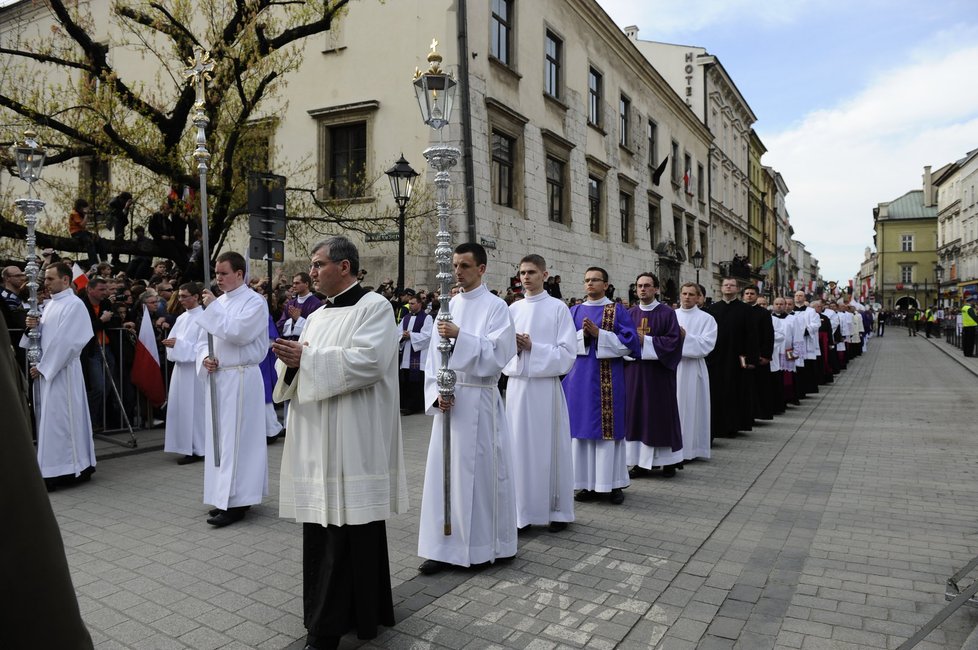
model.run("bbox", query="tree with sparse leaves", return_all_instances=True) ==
[0,0,423,266]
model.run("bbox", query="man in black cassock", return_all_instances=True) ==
[742,286,774,421]
[0,319,93,649]
[705,277,757,437]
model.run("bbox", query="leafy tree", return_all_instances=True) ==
[0,0,367,264]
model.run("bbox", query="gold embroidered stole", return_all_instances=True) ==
[599,303,616,440]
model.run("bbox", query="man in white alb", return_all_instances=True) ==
[674,282,717,461]
[503,254,577,532]
[197,252,268,527]
[417,242,517,574]
[162,282,206,464]
[27,262,96,489]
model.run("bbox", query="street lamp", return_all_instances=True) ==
[385,154,418,292]
[415,38,459,537]
[912,282,919,310]
[691,249,704,286]
[12,127,46,371]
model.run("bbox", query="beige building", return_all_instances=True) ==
[934,149,978,305]
[1,0,715,299]
[624,31,756,293]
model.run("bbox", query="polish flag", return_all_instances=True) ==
[132,305,166,407]
[72,263,89,290]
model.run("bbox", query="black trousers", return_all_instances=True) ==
[303,520,395,644]
[398,369,424,414]
[963,327,976,357]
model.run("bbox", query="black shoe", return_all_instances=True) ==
[628,465,651,479]
[662,465,677,478]
[609,488,625,505]
[207,507,248,527]
[304,635,339,650]
[45,478,59,492]
[548,521,568,533]
[574,489,599,502]
[266,429,285,445]
[418,559,450,575]
[177,454,203,465]
[400,408,413,416]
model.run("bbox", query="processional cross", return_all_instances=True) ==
[184,48,215,108]
[637,317,651,336]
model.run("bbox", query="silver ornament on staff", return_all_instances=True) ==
[414,39,460,536]
[184,47,221,468]
[12,128,46,370]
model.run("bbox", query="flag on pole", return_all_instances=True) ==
[72,263,89,291]
[132,305,166,407]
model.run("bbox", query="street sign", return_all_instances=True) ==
[249,237,284,262]
[249,213,286,240]
[248,173,286,243]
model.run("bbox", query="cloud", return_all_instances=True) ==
[597,0,816,37]
[761,42,978,281]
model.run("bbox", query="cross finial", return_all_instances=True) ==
[184,47,215,107]
[430,38,438,52]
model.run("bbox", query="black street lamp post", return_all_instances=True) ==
[385,154,418,292]
[692,249,704,287]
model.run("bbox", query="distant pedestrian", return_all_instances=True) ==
[962,297,977,357]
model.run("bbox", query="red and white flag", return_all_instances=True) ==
[132,305,166,407]
[72,263,89,291]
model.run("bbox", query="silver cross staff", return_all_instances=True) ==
[184,47,221,467]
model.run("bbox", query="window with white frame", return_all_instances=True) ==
[901,234,913,252]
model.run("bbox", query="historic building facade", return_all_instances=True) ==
[934,149,978,305]
[873,188,938,310]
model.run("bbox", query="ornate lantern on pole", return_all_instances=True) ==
[691,249,704,286]
[414,38,459,536]
[12,128,46,370]
[385,155,418,292]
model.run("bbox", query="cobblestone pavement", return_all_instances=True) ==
[55,331,978,649]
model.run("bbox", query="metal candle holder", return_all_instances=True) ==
[12,128,46,369]
[184,47,221,467]
[415,39,460,536]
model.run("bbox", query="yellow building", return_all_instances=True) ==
[747,130,766,280]
[873,189,938,310]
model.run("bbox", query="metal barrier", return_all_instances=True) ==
[9,326,172,448]
[895,557,978,649]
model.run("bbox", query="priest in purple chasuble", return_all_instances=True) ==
[561,267,640,505]
[624,272,684,477]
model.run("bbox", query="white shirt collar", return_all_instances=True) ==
[638,299,660,312]
[326,281,359,303]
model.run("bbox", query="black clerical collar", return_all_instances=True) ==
[326,282,367,308]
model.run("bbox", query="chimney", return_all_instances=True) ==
[923,165,934,207]
[624,25,639,40]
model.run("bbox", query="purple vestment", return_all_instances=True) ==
[275,292,324,337]
[624,303,683,451]
[260,314,278,403]
[561,302,640,441]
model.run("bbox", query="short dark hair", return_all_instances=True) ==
[455,242,487,266]
[585,266,609,283]
[216,251,247,275]
[519,254,547,271]
[635,272,659,287]
[73,198,89,212]
[50,262,73,281]
[311,236,360,275]
[88,277,108,289]
[293,272,312,285]
[179,281,203,298]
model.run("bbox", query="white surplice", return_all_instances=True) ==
[164,305,205,456]
[32,289,96,477]
[770,313,786,373]
[418,284,517,567]
[195,284,269,510]
[398,312,433,369]
[274,291,409,526]
[674,305,716,461]
[503,291,577,527]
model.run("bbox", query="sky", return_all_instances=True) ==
[597,0,978,283]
